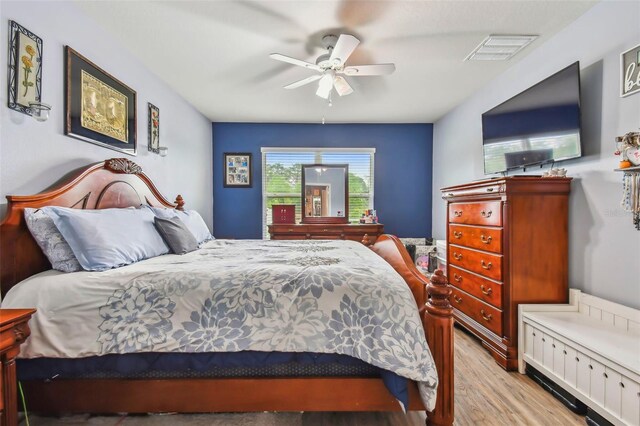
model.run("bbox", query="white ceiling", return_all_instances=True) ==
[75,0,596,123]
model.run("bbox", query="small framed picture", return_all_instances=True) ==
[148,103,160,153]
[621,44,640,97]
[224,152,252,188]
[7,20,43,115]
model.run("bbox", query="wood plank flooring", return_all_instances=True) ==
[23,326,584,425]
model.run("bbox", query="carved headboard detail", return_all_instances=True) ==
[0,159,184,296]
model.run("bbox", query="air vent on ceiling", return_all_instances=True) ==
[465,35,538,61]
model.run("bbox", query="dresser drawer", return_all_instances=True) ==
[449,265,502,308]
[451,287,503,336]
[448,245,502,281]
[449,201,502,226]
[449,225,502,254]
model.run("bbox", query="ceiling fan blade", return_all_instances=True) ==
[316,73,334,99]
[269,53,321,71]
[334,76,354,97]
[283,74,322,89]
[342,63,396,76]
[329,34,360,65]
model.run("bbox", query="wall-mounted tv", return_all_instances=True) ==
[482,62,582,174]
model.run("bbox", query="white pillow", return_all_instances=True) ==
[43,206,169,271]
[146,206,213,244]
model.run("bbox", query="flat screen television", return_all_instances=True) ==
[482,62,582,174]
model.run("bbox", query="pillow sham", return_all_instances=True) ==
[146,206,213,244]
[153,216,199,255]
[24,208,83,273]
[42,206,169,271]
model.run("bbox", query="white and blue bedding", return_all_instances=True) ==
[3,239,438,410]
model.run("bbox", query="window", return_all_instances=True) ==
[262,147,375,239]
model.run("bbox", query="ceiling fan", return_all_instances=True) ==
[269,34,395,100]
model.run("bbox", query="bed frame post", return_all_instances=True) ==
[174,195,185,211]
[424,269,454,426]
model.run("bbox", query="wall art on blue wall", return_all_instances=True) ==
[224,152,252,188]
[64,46,137,156]
[7,20,43,115]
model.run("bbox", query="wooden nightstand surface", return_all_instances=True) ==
[0,308,35,426]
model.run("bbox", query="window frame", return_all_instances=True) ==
[261,147,376,239]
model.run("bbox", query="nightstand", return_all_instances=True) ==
[0,309,35,426]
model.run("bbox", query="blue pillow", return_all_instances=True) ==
[146,206,213,244]
[43,207,169,271]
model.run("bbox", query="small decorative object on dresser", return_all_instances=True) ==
[442,176,572,370]
[223,152,252,187]
[147,103,160,153]
[621,44,640,97]
[7,20,43,116]
[0,309,36,426]
[65,46,137,155]
[271,204,295,224]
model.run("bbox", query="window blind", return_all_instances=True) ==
[262,148,375,239]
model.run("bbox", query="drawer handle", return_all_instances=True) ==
[542,338,546,342]
[453,231,463,239]
[486,187,494,192]
[453,253,463,261]
[480,285,492,296]
[603,372,608,379]
[481,260,493,270]
[589,365,593,370]
[575,357,580,362]
[323,229,329,232]
[620,382,625,388]
[447,193,455,198]
[480,234,492,244]
[288,229,294,232]
[532,331,536,336]
[563,350,567,355]
[454,274,462,283]
[453,210,463,217]
[481,210,493,218]
[453,295,462,304]
[480,310,492,322]
[552,343,556,348]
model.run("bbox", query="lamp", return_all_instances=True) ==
[158,146,168,157]
[28,102,51,122]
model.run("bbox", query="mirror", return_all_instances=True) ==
[301,164,349,224]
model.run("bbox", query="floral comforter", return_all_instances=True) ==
[2,239,438,409]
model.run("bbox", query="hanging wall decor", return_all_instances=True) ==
[621,44,640,97]
[223,153,252,188]
[7,20,43,115]
[64,46,137,155]
[148,103,160,153]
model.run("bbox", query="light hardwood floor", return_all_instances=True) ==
[23,326,584,425]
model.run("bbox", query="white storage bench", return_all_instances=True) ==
[519,289,640,426]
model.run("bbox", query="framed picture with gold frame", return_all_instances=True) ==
[64,46,137,155]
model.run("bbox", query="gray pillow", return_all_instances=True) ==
[24,208,83,272]
[153,216,199,255]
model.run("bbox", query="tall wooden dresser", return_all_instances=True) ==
[441,176,571,370]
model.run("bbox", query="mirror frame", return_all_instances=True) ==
[301,164,349,224]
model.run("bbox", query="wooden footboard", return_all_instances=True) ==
[368,235,454,426]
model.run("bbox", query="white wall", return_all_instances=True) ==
[0,1,213,228]
[432,1,640,309]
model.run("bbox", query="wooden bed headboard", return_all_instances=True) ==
[0,158,184,297]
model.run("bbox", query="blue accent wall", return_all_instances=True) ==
[212,123,433,239]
